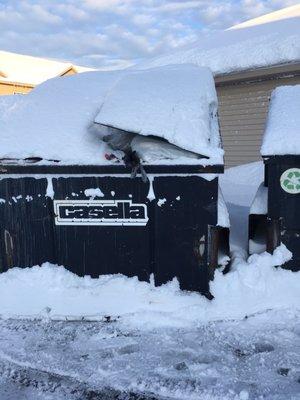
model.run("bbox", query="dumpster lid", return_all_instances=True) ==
[94,65,223,165]
[261,84,300,157]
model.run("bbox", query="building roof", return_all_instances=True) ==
[136,5,300,77]
[0,51,95,86]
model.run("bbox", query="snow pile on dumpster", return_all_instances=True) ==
[94,65,223,165]
[261,84,300,156]
[0,71,122,164]
[0,65,223,166]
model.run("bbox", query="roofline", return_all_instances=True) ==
[0,79,34,88]
[215,61,300,85]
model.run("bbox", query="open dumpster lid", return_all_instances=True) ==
[94,65,223,165]
[0,65,223,168]
[261,84,300,157]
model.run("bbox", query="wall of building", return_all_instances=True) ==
[0,82,33,95]
[216,70,300,167]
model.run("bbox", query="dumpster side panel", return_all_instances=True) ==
[0,178,55,272]
[267,161,300,230]
[267,157,300,271]
[153,176,218,293]
[52,176,152,281]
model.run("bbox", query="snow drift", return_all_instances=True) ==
[0,244,298,328]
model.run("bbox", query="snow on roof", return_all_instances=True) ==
[261,84,300,156]
[0,65,223,165]
[0,51,95,86]
[230,4,300,29]
[95,65,223,163]
[135,5,300,76]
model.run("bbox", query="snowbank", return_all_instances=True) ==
[261,85,300,156]
[0,245,298,328]
[95,65,223,164]
[135,7,300,76]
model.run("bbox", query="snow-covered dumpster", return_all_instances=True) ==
[249,85,300,271]
[0,65,230,295]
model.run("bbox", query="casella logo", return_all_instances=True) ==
[54,200,148,226]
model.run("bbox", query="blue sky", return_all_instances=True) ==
[0,0,298,69]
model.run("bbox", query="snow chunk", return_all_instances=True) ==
[157,198,166,207]
[95,65,223,164]
[147,176,155,201]
[46,177,54,199]
[261,85,300,156]
[84,188,104,199]
[250,182,268,215]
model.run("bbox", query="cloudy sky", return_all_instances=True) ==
[0,0,298,69]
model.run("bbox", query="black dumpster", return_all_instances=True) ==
[0,64,231,295]
[0,161,229,295]
[249,156,300,271]
[249,85,300,271]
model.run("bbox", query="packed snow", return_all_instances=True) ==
[95,65,223,164]
[261,85,300,156]
[0,65,223,166]
[0,243,296,327]
[135,6,300,76]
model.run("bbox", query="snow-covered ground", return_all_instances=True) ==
[0,162,299,400]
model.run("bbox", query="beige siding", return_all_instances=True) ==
[217,74,300,167]
[0,82,33,95]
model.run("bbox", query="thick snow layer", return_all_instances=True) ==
[0,95,22,120]
[0,66,223,165]
[135,7,300,75]
[0,72,123,164]
[261,85,300,156]
[0,244,297,327]
[250,182,268,215]
[95,65,223,164]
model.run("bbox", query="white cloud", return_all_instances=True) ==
[0,0,299,69]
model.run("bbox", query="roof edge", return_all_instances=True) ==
[0,79,34,88]
[215,61,300,85]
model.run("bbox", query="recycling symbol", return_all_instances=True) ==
[280,168,300,194]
